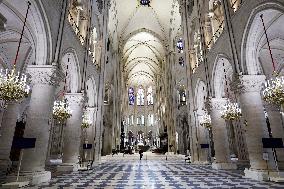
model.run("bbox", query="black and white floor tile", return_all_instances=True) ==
[24,158,284,189]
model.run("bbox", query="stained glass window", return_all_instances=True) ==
[140,0,150,6]
[137,86,144,106]
[141,115,145,125]
[179,90,186,106]
[131,115,134,125]
[179,57,184,67]
[129,87,135,105]
[147,86,154,105]
[148,114,154,126]
[177,38,184,53]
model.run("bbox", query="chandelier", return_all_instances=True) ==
[0,2,31,102]
[260,14,284,105]
[0,68,30,101]
[53,100,72,123]
[81,111,91,129]
[263,76,284,105]
[199,113,212,129]
[220,102,242,121]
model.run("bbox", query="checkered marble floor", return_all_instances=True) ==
[25,155,284,189]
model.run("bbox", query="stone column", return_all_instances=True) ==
[0,102,19,171]
[13,65,60,185]
[198,125,209,164]
[264,103,284,170]
[190,111,199,163]
[84,107,96,161]
[57,93,84,172]
[210,98,237,169]
[239,75,273,181]
[193,113,209,164]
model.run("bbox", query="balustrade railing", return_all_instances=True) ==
[68,10,86,45]
[231,0,244,13]
[207,20,224,49]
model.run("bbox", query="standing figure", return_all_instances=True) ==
[139,149,143,160]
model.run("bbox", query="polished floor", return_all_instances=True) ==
[21,153,284,189]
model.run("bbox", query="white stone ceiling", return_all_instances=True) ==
[110,0,180,86]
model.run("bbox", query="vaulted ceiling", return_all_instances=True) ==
[109,0,181,86]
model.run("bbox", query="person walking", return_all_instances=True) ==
[139,149,143,160]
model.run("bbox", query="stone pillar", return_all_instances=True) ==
[57,93,84,172]
[190,111,199,163]
[239,75,274,181]
[264,103,284,170]
[198,125,209,164]
[210,98,237,169]
[0,102,19,171]
[84,107,96,161]
[12,65,60,185]
[193,113,209,164]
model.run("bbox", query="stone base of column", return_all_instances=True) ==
[245,168,284,182]
[1,181,30,188]
[57,163,79,172]
[244,168,269,181]
[212,162,237,170]
[192,161,210,165]
[6,171,51,185]
[236,160,250,169]
[0,159,11,172]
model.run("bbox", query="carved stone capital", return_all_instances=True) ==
[210,98,228,111]
[26,65,63,86]
[204,97,212,113]
[65,93,85,107]
[263,102,281,112]
[85,107,97,114]
[238,75,266,93]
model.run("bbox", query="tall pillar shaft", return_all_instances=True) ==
[210,98,236,169]
[14,65,60,185]
[84,107,96,161]
[265,103,284,170]
[0,102,19,171]
[58,93,84,171]
[239,75,279,181]
[198,126,209,163]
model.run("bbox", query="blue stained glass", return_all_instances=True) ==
[129,87,135,105]
[177,38,184,53]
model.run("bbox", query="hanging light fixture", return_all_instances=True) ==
[0,69,30,101]
[200,113,212,129]
[0,2,31,101]
[81,110,91,129]
[263,77,284,105]
[220,102,242,121]
[260,14,284,105]
[53,99,72,123]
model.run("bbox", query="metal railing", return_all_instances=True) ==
[68,10,86,45]
[206,20,224,49]
[231,0,244,13]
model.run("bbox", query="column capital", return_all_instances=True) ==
[26,65,63,86]
[231,75,266,93]
[263,101,281,112]
[85,106,97,112]
[65,93,85,106]
[208,97,228,111]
